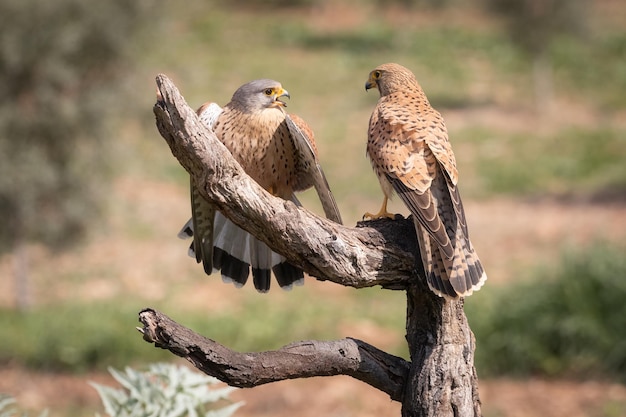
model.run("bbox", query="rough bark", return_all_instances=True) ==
[403,284,482,416]
[138,308,410,401]
[146,74,482,416]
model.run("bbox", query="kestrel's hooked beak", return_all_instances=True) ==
[365,74,378,91]
[272,87,290,108]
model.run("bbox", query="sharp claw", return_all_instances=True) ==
[362,211,396,220]
[363,197,396,220]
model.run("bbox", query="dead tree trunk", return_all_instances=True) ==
[142,74,482,417]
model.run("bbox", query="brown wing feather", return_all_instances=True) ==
[286,113,343,224]
[190,178,216,274]
[366,63,487,298]
[376,92,458,186]
[183,101,223,271]
[368,95,453,258]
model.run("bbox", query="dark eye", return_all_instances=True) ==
[264,88,273,95]
[373,70,381,79]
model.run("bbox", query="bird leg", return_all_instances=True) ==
[363,196,396,220]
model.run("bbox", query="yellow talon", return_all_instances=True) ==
[363,196,396,220]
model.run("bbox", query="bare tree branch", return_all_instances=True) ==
[154,74,417,290]
[138,308,410,402]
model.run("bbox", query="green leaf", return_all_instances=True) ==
[91,363,243,417]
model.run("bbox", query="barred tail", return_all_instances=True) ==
[416,221,487,299]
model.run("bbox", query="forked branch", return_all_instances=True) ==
[149,75,482,416]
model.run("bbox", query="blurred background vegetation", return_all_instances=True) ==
[0,0,625,415]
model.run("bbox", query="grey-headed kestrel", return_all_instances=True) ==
[364,63,486,299]
[178,79,342,292]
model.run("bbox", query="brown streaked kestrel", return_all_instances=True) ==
[364,63,486,299]
[178,79,342,293]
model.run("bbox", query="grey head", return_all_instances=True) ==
[230,79,290,112]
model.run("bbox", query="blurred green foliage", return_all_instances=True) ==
[0,0,158,253]
[467,242,626,382]
[0,303,171,371]
[484,0,589,57]
[552,32,626,109]
[471,127,626,196]
[0,287,407,372]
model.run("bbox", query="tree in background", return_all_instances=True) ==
[484,0,589,111]
[0,0,157,309]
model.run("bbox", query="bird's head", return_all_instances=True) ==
[231,79,290,113]
[365,63,421,96]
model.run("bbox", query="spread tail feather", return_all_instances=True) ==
[181,212,304,292]
[416,220,487,299]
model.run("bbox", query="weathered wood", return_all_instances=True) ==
[148,74,482,417]
[402,285,482,416]
[138,308,410,401]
